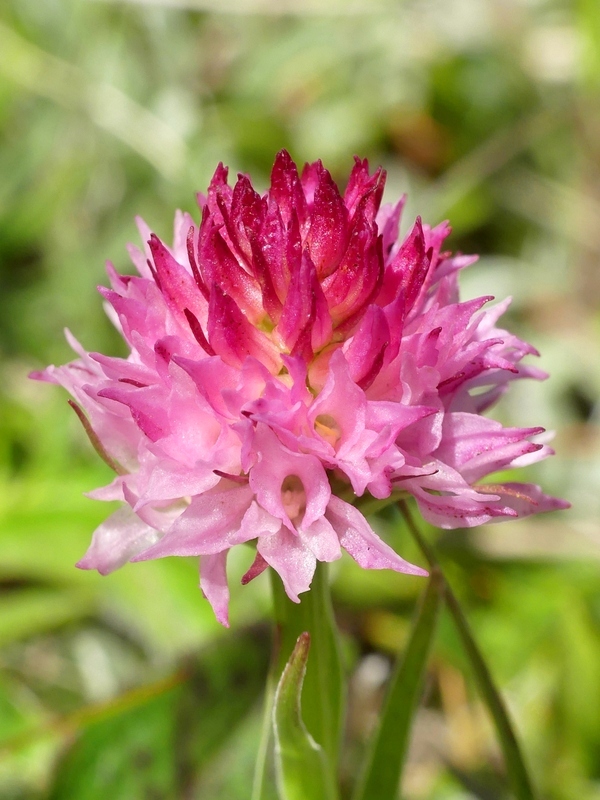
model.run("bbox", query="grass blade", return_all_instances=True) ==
[353,570,443,800]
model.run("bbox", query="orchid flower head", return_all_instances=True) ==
[33,151,568,625]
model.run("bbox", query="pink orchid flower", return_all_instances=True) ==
[33,151,567,625]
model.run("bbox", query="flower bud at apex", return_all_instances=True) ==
[32,150,569,625]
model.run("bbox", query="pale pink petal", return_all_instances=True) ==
[85,476,125,502]
[200,552,230,627]
[257,526,317,602]
[239,500,283,539]
[77,506,161,575]
[326,496,427,576]
[131,484,254,559]
[299,517,342,563]
[485,483,570,519]
[435,413,547,483]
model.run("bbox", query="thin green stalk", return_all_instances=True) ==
[398,501,536,800]
[353,570,443,800]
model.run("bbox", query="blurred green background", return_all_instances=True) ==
[0,0,597,798]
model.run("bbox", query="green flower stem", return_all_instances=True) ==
[251,562,344,800]
[353,570,443,800]
[398,500,536,800]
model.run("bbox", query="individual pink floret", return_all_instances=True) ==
[33,151,568,625]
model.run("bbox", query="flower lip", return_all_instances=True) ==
[281,474,307,527]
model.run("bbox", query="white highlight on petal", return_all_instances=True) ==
[77,506,160,575]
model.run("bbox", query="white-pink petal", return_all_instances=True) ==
[326,495,427,576]
[200,552,230,627]
[298,516,343,563]
[77,506,161,575]
[257,526,317,603]
[131,484,254,559]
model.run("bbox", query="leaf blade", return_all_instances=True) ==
[253,562,343,800]
[273,633,338,800]
[270,561,345,766]
[353,570,443,800]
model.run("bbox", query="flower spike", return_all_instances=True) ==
[32,151,568,624]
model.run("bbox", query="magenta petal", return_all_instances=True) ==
[344,304,390,390]
[322,209,383,326]
[207,285,280,373]
[200,551,230,627]
[227,175,266,263]
[344,156,385,223]
[383,217,430,310]
[326,496,427,576]
[275,251,332,359]
[148,234,205,324]
[270,150,307,228]
[241,550,269,585]
[305,162,349,278]
[198,219,263,323]
[252,202,297,312]
[77,506,160,575]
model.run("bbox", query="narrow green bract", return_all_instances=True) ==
[272,633,338,800]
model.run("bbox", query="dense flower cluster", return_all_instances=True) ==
[34,151,567,624]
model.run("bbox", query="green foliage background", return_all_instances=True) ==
[0,0,598,797]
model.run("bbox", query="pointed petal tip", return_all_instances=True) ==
[75,555,111,576]
[404,564,429,578]
[216,610,230,628]
[28,369,49,381]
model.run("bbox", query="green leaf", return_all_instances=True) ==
[270,562,344,764]
[48,686,183,800]
[272,633,338,800]
[253,562,344,800]
[353,570,443,800]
